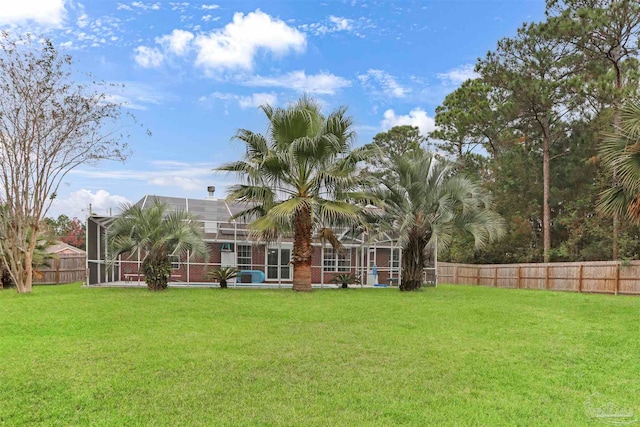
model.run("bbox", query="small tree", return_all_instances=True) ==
[108,200,207,291]
[330,272,360,289]
[0,33,131,293]
[208,267,240,289]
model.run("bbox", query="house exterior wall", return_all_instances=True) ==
[85,195,435,286]
[104,241,400,285]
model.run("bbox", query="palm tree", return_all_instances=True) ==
[330,272,360,289]
[369,148,505,291]
[107,199,207,291]
[217,96,374,292]
[598,102,640,222]
[208,266,239,289]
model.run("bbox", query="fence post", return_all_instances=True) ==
[545,264,550,290]
[517,265,521,289]
[614,263,620,295]
[578,264,583,293]
[494,266,498,287]
[454,266,458,284]
[476,267,480,285]
[55,258,60,285]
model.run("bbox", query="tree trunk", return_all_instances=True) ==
[342,283,348,289]
[219,279,228,289]
[612,65,622,260]
[400,228,427,291]
[292,258,312,292]
[542,117,551,263]
[142,249,170,291]
[292,205,313,292]
[23,252,33,293]
[13,225,38,293]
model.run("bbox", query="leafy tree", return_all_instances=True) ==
[45,215,86,249]
[107,200,206,291]
[61,218,86,250]
[369,148,505,291]
[546,0,640,258]
[0,33,131,293]
[364,125,424,178]
[431,78,516,161]
[218,96,373,292]
[478,22,583,262]
[443,144,544,264]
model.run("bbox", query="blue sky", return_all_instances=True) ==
[0,0,544,218]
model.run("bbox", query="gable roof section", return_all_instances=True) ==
[47,242,86,255]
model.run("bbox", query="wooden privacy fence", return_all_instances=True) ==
[34,254,86,285]
[438,260,640,295]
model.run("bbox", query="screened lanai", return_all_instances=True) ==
[86,194,437,287]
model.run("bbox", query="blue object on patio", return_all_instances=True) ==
[372,264,378,285]
[239,270,266,283]
[374,283,389,287]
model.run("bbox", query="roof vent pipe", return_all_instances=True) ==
[207,186,215,197]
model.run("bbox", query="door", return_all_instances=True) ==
[266,247,291,281]
[367,247,377,285]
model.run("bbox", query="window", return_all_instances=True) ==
[237,244,252,269]
[323,247,351,272]
[168,255,180,270]
[391,248,400,269]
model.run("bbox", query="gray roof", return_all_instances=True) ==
[134,195,250,223]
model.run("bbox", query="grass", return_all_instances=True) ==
[1,284,639,426]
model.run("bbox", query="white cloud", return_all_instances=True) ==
[201,4,219,10]
[103,81,167,110]
[117,3,133,10]
[169,2,190,11]
[245,70,350,95]
[134,45,164,68]
[194,9,306,72]
[49,189,131,218]
[328,16,352,31]
[204,91,277,109]
[0,0,67,27]
[358,69,410,98]
[381,108,435,136]
[300,15,354,36]
[437,64,479,86]
[77,12,89,28]
[156,29,194,56]
[130,1,161,11]
[202,14,213,22]
[69,161,216,194]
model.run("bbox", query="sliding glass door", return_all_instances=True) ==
[266,246,291,281]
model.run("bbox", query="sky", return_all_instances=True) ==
[0,0,545,219]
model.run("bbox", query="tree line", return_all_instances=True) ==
[431,0,640,264]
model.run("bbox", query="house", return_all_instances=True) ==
[47,242,86,256]
[86,193,437,286]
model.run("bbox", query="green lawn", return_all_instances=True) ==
[1,284,639,426]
